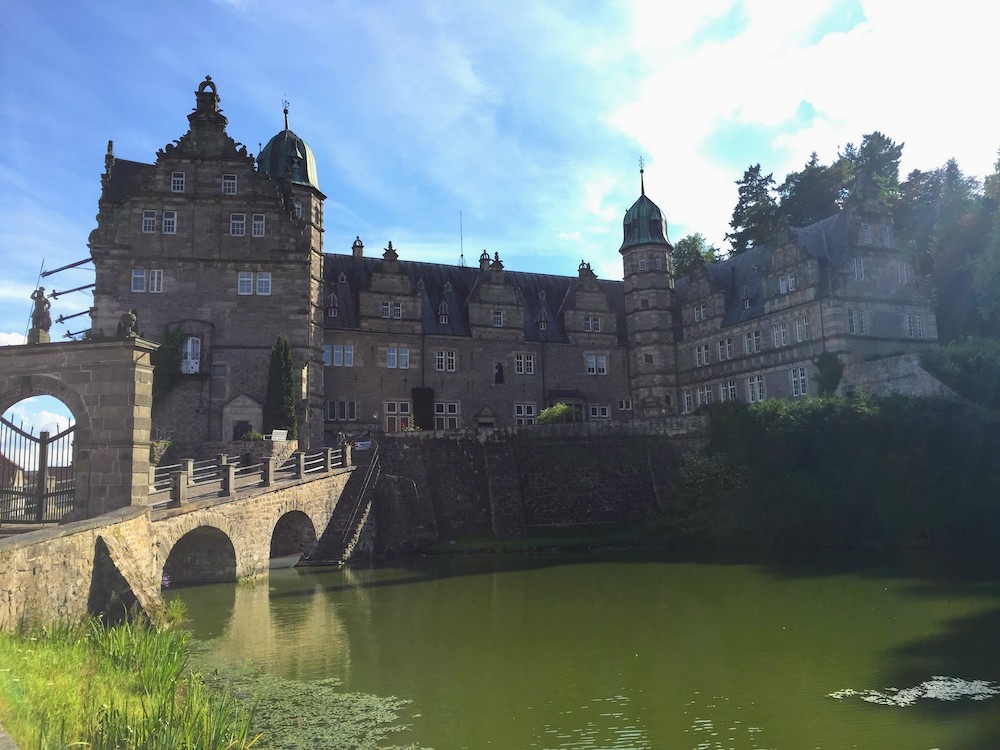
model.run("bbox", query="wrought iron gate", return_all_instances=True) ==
[0,415,76,523]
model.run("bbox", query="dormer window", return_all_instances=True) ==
[444,281,453,292]
[338,272,347,283]
[438,301,449,325]
[538,310,548,331]
[328,292,339,318]
[492,310,504,327]
[222,174,237,195]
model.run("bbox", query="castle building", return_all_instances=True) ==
[88,78,938,451]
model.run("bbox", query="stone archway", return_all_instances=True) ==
[270,510,318,559]
[0,339,157,517]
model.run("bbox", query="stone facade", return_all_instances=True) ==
[87,78,940,450]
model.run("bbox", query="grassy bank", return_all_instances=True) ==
[0,611,256,750]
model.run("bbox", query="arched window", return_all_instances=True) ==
[438,300,449,325]
[538,310,548,332]
[328,292,339,318]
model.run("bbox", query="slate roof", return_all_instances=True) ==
[105,159,153,203]
[323,254,628,346]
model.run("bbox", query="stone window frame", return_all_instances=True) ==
[434,402,460,430]
[618,399,632,411]
[720,380,738,402]
[327,400,358,421]
[392,302,403,320]
[141,210,156,233]
[638,258,648,272]
[170,171,185,193]
[795,316,812,342]
[693,302,706,322]
[778,272,797,294]
[381,301,391,318]
[682,389,694,414]
[718,337,734,360]
[772,321,788,348]
[694,343,710,367]
[745,374,766,403]
[230,213,246,236]
[332,344,353,367]
[589,404,610,420]
[848,308,868,336]
[583,315,602,332]
[222,173,238,195]
[743,330,761,354]
[492,309,504,327]
[251,213,265,237]
[853,256,865,280]
[293,200,303,219]
[162,210,177,235]
[697,384,713,406]
[434,349,456,372]
[131,268,147,293]
[148,269,163,294]
[386,346,410,370]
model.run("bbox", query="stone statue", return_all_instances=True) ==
[31,288,52,332]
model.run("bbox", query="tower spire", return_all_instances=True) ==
[639,156,645,196]
[282,98,290,130]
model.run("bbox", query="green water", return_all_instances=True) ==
[173,550,1000,749]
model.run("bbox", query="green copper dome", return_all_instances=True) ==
[619,178,670,253]
[258,126,319,189]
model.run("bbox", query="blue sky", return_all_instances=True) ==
[1,0,998,425]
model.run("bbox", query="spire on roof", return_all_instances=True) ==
[639,155,645,196]
[282,98,289,131]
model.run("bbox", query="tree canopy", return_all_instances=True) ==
[726,164,779,255]
[672,233,721,277]
[263,336,297,438]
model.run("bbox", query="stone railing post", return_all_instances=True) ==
[295,451,306,478]
[181,459,195,486]
[171,470,189,505]
[221,461,236,497]
[262,456,277,487]
[323,447,333,474]
[148,465,157,488]
[216,453,228,467]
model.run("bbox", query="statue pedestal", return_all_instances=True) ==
[27,328,50,344]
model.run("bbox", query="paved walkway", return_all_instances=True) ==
[0,725,17,750]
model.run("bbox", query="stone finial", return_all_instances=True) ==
[490,252,504,271]
[479,250,491,271]
[383,241,398,261]
[117,309,138,339]
[352,236,364,258]
[195,75,220,113]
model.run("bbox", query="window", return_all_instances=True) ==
[435,350,456,372]
[583,316,602,332]
[514,403,536,425]
[434,402,460,430]
[743,298,752,310]
[492,309,504,327]
[252,214,265,237]
[585,353,607,375]
[779,273,797,294]
[327,400,358,421]
[230,213,246,236]
[795,316,812,342]
[326,344,353,367]
[853,256,865,280]
[772,322,788,348]
[880,225,891,247]
[131,268,146,293]
[639,298,650,309]
[538,311,548,331]
[861,222,872,244]
[438,301,449,325]
[384,401,411,432]
[744,330,761,354]
[718,337,734,360]
[895,259,908,284]
[695,344,710,367]
[381,301,391,318]
[682,389,694,414]
[589,404,610,420]
[222,174,237,195]
[142,210,156,233]
[697,385,713,406]
[693,303,707,322]
[181,336,201,375]
[515,353,535,375]
[655,255,663,270]
[162,210,176,235]
[171,172,185,192]
[386,346,409,369]
[904,313,923,338]
[643,352,654,365]
[638,258,647,271]
[790,366,808,397]
[848,309,868,336]
[237,271,254,295]
[720,380,738,402]
[746,374,765,403]
[293,200,303,219]
[619,399,632,411]
[148,269,163,294]
[392,302,402,319]
[255,272,271,296]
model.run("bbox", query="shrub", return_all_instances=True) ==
[537,402,576,424]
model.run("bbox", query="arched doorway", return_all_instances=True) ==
[162,526,237,586]
[1,395,76,523]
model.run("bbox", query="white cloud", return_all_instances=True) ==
[0,332,26,346]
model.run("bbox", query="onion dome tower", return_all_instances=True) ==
[620,165,677,416]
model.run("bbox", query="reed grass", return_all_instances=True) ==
[0,608,258,750]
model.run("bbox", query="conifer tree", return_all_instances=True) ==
[727,164,779,254]
[263,336,297,438]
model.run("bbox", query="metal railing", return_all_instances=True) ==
[1,415,76,524]
[337,443,381,564]
[148,447,346,509]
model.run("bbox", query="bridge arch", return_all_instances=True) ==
[270,510,318,559]
[162,525,238,586]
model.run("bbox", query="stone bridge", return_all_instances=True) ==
[0,463,366,629]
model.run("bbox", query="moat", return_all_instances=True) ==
[172,550,1000,749]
